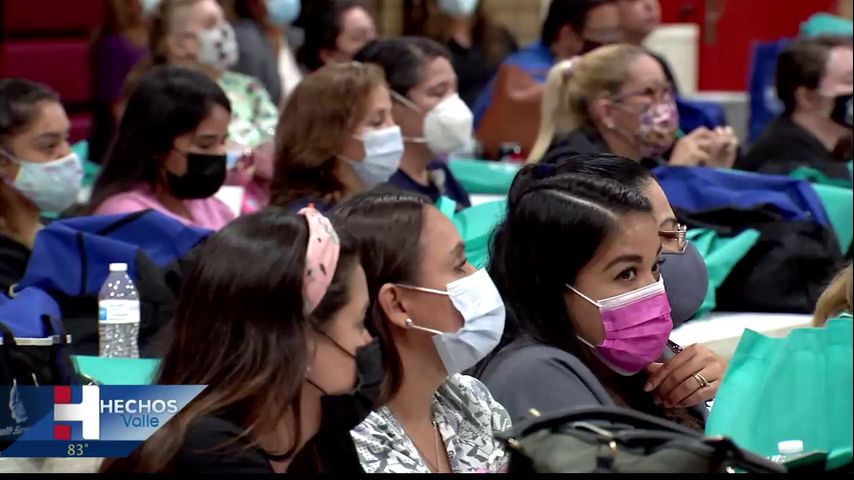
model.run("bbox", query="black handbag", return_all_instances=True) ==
[497,406,786,473]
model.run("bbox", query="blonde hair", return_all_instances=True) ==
[813,264,853,327]
[527,44,647,163]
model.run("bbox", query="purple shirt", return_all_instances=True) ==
[92,33,147,102]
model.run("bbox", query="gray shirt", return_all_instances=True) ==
[478,336,707,429]
[232,19,282,106]
[478,337,615,424]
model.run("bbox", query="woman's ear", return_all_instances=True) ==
[377,283,409,329]
[590,96,616,130]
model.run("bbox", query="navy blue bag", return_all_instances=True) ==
[0,288,73,387]
[654,167,843,313]
[653,167,830,226]
[14,210,212,357]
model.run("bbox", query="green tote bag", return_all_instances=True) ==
[705,316,853,470]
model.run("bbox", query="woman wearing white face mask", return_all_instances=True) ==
[355,38,474,209]
[335,189,511,473]
[142,0,279,165]
[269,62,404,213]
[0,79,82,294]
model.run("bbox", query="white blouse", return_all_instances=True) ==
[351,374,512,473]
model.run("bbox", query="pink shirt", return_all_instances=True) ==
[94,183,236,231]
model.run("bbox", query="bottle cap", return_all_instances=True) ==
[109,263,128,272]
[778,440,804,455]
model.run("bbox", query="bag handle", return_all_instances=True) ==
[502,406,702,440]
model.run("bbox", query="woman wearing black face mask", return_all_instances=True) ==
[89,65,236,230]
[101,207,377,473]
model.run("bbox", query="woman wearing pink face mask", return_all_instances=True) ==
[527,44,738,168]
[474,162,725,430]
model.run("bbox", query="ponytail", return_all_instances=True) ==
[527,59,578,164]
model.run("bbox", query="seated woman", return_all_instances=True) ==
[335,189,510,473]
[147,0,279,151]
[355,37,473,208]
[521,151,710,329]
[88,0,149,165]
[476,157,724,430]
[527,44,738,168]
[269,62,402,213]
[101,207,375,473]
[89,66,235,230]
[136,0,281,211]
[412,0,518,109]
[0,79,81,293]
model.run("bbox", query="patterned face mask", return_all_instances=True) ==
[612,100,679,158]
[633,101,679,158]
[197,23,239,70]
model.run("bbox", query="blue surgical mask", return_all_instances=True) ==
[268,0,301,27]
[340,126,404,187]
[399,269,506,376]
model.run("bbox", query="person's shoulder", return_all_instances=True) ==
[350,408,396,447]
[483,341,596,387]
[177,415,272,473]
[93,186,156,216]
[442,374,496,405]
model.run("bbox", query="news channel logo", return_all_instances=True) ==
[0,385,205,458]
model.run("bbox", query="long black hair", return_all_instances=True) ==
[479,167,652,374]
[102,208,359,473]
[88,65,231,212]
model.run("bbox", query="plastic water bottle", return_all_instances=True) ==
[772,440,804,463]
[98,263,140,358]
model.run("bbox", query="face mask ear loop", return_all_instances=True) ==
[404,318,444,336]
[565,284,602,308]
[389,91,430,144]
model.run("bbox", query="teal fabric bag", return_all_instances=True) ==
[686,228,761,319]
[447,158,520,195]
[437,197,507,268]
[706,317,853,470]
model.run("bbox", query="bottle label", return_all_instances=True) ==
[98,300,141,325]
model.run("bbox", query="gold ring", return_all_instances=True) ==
[693,372,709,389]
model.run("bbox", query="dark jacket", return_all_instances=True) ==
[738,116,851,181]
[0,233,30,296]
[546,129,666,170]
[448,27,519,108]
[387,161,472,209]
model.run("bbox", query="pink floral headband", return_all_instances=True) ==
[299,206,340,314]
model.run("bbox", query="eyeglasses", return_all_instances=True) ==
[613,83,676,105]
[659,223,687,254]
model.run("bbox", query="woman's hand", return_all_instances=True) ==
[708,126,738,169]
[643,344,728,408]
[669,128,714,166]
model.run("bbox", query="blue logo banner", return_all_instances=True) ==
[0,385,205,458]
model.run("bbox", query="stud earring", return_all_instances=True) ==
[405,318,414,328]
